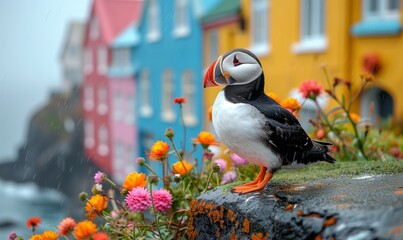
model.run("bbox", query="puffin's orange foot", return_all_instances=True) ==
[231,172,273,194]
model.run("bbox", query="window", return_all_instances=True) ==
[363,0,400,20]
[97,86,108,115]
[126,93,135,124]
[292,0,327,54]
[84,48,93,74]
[147,0,161,42]
[182,71,197,125]
[161,70,175,122]
[90,17,99,40]
[84,120,95,148]
[97,46,108,74]
[98,125,109,156]
[352,0,401,36]
[174,0,190,37]
[139,70,152,117]
[251,0,270,56]
[113,91,123,122]
[112,48,131,68]
[84,85,94,111]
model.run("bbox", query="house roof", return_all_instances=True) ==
[112,23,140,48]
[201,0,240,24]
[90,0,143,46]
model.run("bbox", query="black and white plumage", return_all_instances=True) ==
[204,48,335,194]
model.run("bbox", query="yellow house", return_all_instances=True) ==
[203,0,403,130]
[201,0,248,131]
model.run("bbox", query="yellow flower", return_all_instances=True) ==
[280,97,301,111]
[193,131,219,147]
[123,172,147,191]
[349,113,361,123]
[84,194,108,220]
[268,92,281,103]
[172,160,193,175]
[149,141,170,160]
[74,220,97,240]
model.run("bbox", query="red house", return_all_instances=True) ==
[82,0,141,174]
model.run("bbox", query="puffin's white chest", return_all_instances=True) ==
[212,91,282,171]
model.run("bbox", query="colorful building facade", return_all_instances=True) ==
[132,0,210,174]
[203,0,403,130]
[82,0,141,177]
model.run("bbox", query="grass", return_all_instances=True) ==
[272,158,403,184]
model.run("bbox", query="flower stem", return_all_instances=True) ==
[179,104,187,153]
[149,183,164,239]
[203,170,214,193]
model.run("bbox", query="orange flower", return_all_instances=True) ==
[74,220,97,240]
[172,160,193,175]
[26,216,41,229]
[123,172,147,191]
[208,106,213,122]
[93,232,110,240]
[268,92,281,103]
[280,97,301,111]
[193,131,219,147]
[149,141,170,160]
[349,113,361,123]
[84,194,108,220]
[41,231,59,240]
[29,235,42,240]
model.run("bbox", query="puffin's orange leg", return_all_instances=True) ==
[232,171,273,194]
[231,167,267,192]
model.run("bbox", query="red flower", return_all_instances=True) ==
[299,80,323,100]
[26,216,41,229]
[174,97,186,104]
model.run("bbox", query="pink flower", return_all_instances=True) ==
[152,189,173,212]
[111,210,119,219]
[221,171,237,184]
[299,80,323,100]
[58,217,76,236]
[214,159,227,173]
[125,187,152,213]
[94,171,104,184]
[230,153,247,166]
[8,231,17,240]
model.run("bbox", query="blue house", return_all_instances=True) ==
[132,0,218,175]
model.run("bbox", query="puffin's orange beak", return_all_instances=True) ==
[203,56,227,88]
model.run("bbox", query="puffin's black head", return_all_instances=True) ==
[204,48,263,88]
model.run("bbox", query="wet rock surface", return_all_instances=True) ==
[188,175,403,240]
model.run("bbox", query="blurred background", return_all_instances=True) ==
[1,0,403,238]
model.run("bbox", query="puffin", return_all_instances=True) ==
[204,48,335,194]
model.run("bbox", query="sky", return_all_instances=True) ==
[0,0,91,161]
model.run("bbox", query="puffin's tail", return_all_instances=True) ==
[312,140,336,163]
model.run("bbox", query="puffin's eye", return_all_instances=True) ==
[233,55,241,66]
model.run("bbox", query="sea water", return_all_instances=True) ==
[0,180,69,239]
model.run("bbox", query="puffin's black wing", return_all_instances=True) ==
[249,95,335,164]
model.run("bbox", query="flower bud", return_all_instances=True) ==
[212,163,221,173]
[92,184,103,194]
[165,128,175,139]
[136,157,145,166]
[174,174,182,183]
[120,188,128,196]
[148,174,159,185]
[79,192,88,202]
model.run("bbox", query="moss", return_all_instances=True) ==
[271,160,403,184]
